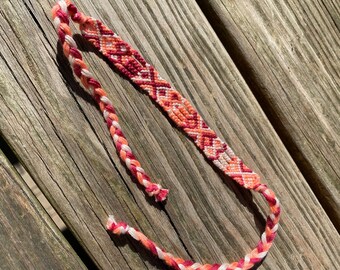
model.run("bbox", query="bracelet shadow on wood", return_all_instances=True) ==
[56,41,169,270]
[56,39,165,212]
[70,33,267,234]
[107,230,174,270]
[55,34,268,270]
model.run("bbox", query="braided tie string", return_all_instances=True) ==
[52,1,168,202]
[52,1,281,269]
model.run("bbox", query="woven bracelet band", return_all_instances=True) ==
[51,1,281,269]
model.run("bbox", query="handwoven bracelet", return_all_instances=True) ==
[51,1,281,269]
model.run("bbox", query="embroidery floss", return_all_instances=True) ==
[51,1,281,269]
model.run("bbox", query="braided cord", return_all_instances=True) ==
[52,1,281,269]
[52,1,169,202]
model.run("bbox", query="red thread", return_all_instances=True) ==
[52,1,281,269]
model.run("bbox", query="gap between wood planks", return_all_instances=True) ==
[195,0,340,231]
[1,0,339,269]
[0,135,98,269]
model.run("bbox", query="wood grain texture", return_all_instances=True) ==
[15,162,67,230]
[0,0,339,269]
[0,150,85,269]
[196,0,340,228]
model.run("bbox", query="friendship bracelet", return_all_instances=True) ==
[51,1,281,269]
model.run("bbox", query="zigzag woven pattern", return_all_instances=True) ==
[52,1,281,269]
[80,19,260,190]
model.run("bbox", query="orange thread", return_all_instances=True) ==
[52,1,281,269]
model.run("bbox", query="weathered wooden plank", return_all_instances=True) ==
[0,0,339,269]
[0,149,85,269]
[322,0,340,30]
[15,162,67,230]
[196,0,340,228]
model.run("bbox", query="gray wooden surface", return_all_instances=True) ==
[0,0,339,269]
[0,149,85,269]
[197,0,340,229]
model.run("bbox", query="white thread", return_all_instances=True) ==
[220,152,231,162]
[213,160,224,170]
[191,263,202,269]
[244,255,250,263]
[136,167,145,173]
[53,17,61,28]
[100,96,112,105]
[270,213,276,221]
[226,146,235,158]
[65,35,77,48]
[111,121,121,129]
[119,225,129,234]
[129,228,139,240]
[58,0,67,13]
[107,215,116,229]
[103,110,109,120]
[274,198,280,208]
[264,189,271,196]
[261,232,267,244]
[272,224,279,233]
[68,55,75,65]
[54,4,280,264]
[257,251,268,258]
[81,69,93,78]
[113,134,119,144]
[156,247,164,260]
[125,158,131,169]
[121,144,132,153]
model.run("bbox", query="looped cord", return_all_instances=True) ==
[52,1,281,269]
